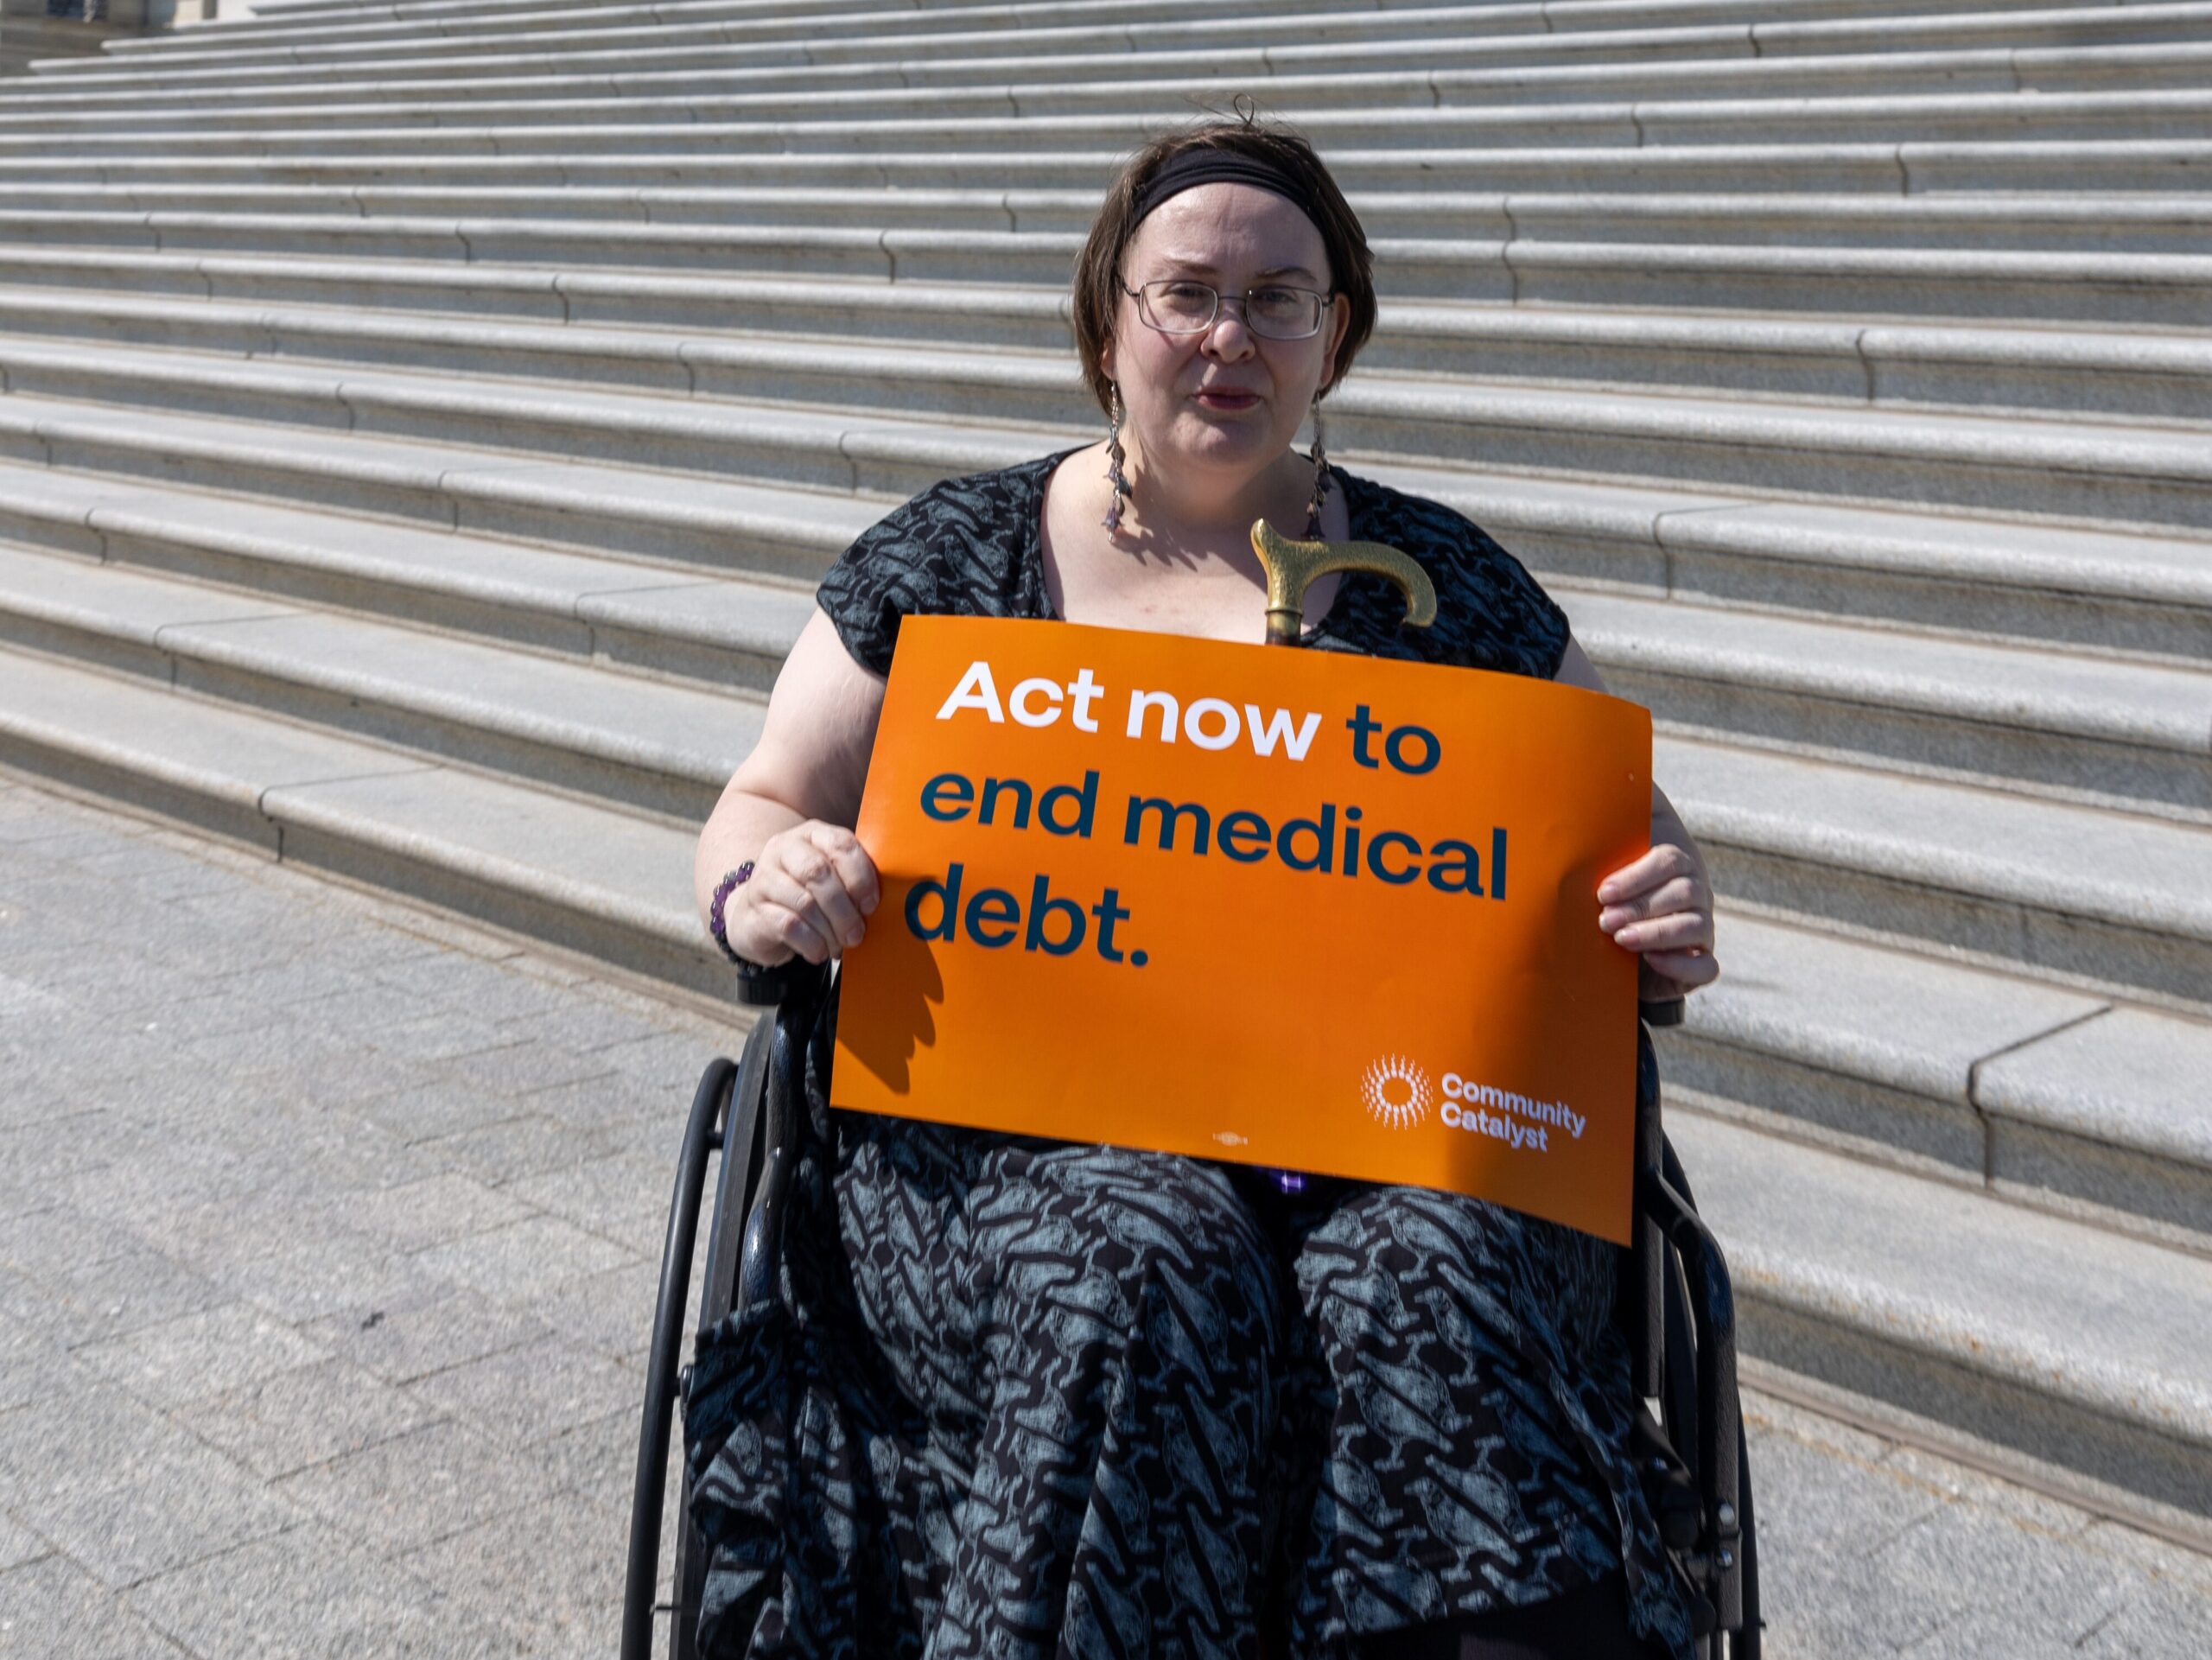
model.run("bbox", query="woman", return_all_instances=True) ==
[686,116,1718,1660]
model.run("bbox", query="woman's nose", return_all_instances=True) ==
[1201,304,1258,358]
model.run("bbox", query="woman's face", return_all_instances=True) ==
[1102,181,1351,492]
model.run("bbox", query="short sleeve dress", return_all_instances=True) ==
[683,450,1695,1660]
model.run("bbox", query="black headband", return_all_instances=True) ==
[1129,147,1325,232]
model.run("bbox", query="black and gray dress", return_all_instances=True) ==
[683,452,1695,1660]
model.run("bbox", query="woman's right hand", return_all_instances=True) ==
[725,820,881,966]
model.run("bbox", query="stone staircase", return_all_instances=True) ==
[1,2,211,79]
[1,0,2207,1560]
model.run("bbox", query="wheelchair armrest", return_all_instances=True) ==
[733,959,834,1318]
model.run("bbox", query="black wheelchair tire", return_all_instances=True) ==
[665,1014,776,1660]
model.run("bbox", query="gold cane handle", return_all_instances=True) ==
[1251,519,1438,646]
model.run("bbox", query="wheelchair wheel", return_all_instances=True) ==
[620,1013,773,1660]
[665,1023,773,1660]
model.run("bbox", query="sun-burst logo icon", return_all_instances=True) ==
[1360,1055,1432,1130]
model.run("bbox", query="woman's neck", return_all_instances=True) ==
[1122,442,1313,543]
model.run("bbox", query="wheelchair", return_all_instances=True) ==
[620,963,1764,1659]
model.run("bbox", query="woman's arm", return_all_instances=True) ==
[1553,636,1720,994]
[695,607,889,966]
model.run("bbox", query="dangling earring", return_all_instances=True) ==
[1103,385,1132,533]
[1303,398,1332,539]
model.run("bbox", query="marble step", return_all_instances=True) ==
[1346,464,2212,670]
[1662,910,2212,1256]
[0,455,819,690]
[9,181,2212,258]
[9,328,2210,536]
[7,202,2208,327]
[5,87,2209,158]
[0,538,763,823]
[4,432,2199,827]
[238,0,892,22]
[82,0,2152,74]
[102,0,1360,57]
[0,638,728,992]
[5,372,2210,672]
[0,137,2205,194]
[19,34,2212,124]
[1565,588,2212,823]
[1658,733,2212,1012]
[0,384,986,569]
[5,260,2209,431]
[29,4,2212,105]
[1672,1110,2212,1542]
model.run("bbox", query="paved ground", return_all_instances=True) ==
[0,772,2206,1657]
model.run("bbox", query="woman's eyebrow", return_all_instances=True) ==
[1147,258,1322,281]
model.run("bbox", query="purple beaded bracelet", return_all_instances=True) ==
[708,861,756,965]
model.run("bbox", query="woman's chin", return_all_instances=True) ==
[1161,410,1291,470]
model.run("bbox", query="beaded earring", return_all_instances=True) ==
[1303,398,1332,539]
[1102,384,1132,533]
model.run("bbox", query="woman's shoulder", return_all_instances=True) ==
[854,453,1063,559]
[815,451,1066,677]
[1337,467,1531,579]
[1334,467,1572,680]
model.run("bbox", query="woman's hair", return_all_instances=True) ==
[1071,111,1376,417]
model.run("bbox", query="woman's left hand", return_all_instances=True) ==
[1598,841,1719,996]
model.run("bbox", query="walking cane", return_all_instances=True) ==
[1248,518,1436,646]
[1246,516,1436,1196]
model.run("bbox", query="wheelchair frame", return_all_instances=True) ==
[620,967,1762,1659]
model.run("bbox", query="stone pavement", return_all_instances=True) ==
[0,771,2206,1657]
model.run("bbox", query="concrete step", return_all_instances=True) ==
[0,537,761,820]
[0,638,733,993]
[1,17,114,76]
[6,410,2198,836]
[92,0,1405,64]
[1662,911,2212,1256]
[82,0,2155,76]
[10,258,2212,432]
[8,202,2209,328]
[32,4,2212,105]
[1658,733,2212,1011]
[21,35,2212,126]
[1367,460,2212,667]
[13,326,2212,536]
[1672,1110,2212,1542]
[2,137,2207,194]
[5,359,2205,679]
[5,87,2209,158]
[1566,588,2212,822]
[108,0,1319,57]
[0,385,905,569]
[11,180,2212,258]
[9,353,2212,671]
[237,0,874,22]
[0,454,817,690]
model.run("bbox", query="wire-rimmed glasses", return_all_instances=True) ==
[1120,279,1334,341]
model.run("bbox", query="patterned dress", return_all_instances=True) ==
[683,452,1694,1660]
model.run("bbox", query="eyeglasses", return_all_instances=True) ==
[1121,279,1334,341]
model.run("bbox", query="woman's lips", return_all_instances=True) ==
[1192,389,1261,410]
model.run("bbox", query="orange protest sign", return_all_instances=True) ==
[831,616,1653,1243]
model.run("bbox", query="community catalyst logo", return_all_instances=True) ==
[1358,1056,1587,1153]
[1359,1055,1433,1130]
[1440,1072,1586,1153]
